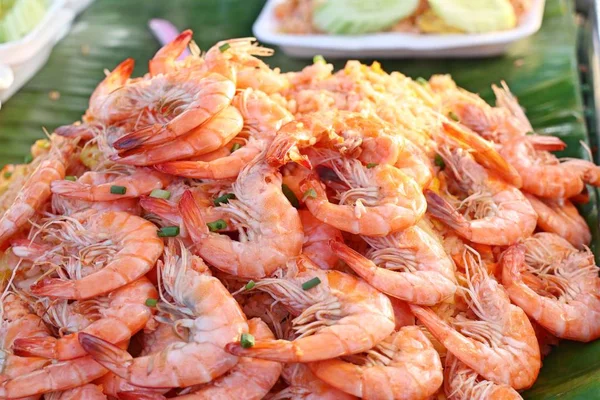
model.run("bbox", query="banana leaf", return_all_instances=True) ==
[0,0,598,398]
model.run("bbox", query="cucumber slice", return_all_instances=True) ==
[0,0,48,43]
[428,0,517,34]
[312,0,420,35]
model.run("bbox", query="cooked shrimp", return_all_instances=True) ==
[0,136,76,246]
[310,326,443,400]
[79,240,248,388]
[44,384,107,400]
[300,157,426,236]
[524,193,591,248]
[444,353,522,400]
[226,256,395,362]
[299,210,343,270]
[119,318,282,400]
[270,363,358,400]
[113,106,243,165]
[29,210,163,299]
[51,168,172,201]
[85,58,135,124]
[179,157,303,279]
[332,224,457,305]
[410,247,540,390]
[500,134,600,198]
[425,146,536,246]
[501,234,600,342]
[14,277,157,360]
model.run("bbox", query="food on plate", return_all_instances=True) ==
[0,30,597,398]
[275,0,532,35]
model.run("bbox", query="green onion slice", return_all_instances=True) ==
[302,277,321,291]
[282,184,300,208]
[207,219,228,232]
[145,298,158,307]
[219,43,231,53]
[416,77,428,85]
[158,226,180,237]
[65,176,77,181]
[230,143,241,153]
[240,333,255,348]
[448,111,460,121]
[366,163,378,169]
[245,280,256,290]
[434,154,445,169]
[150,189,171,199]
[313,54,326,64]
[214,193,236,206]
[110,185,127,195]
[303,188,317,200]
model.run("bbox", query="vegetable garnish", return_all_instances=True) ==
[434,154,446,169]
[3,171,12,179]
[245,280,256,290]
[219,43,231,53]
[65,176,77,181]
[158,226,180,237]
[448,111,460,121]
[313,54,326,64]
[231,143,241,152]
[145,298,158,307]
[214,193,236,206]
[282,184,300,208]
[416,77,428,85]
[110,185,127,195]
[303,188,317,200]
[366,162,378,169]
[240,333,255,348]
[302,277,321,290]
[150,189,171,199]
[207,219,228,232]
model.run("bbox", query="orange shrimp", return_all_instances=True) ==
[51,168,172,201]
[179,157,303,279]
[113,105,243,166]
[79,240,248,388]
[226,256,395,362]
[411,247,540,390]
[270,363,358,400]
[0,136,76,246]
[332,224,457,305]
[45,384,107,400]
[85,58,135,124]
[299,210,343,270]
[29,210,163,299]
[309,326,443,400]
[14,277,156,360]
[501,235,600,342]
[148,29,194,77]
[425,147,536,246]
[524,193,591,249]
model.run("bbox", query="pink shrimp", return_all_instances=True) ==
[269,363,358,400]
[45,384,107,400]
[85,58,135,124]
[148,29,194,77]
[299,210,343,270]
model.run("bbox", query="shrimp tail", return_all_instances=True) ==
[179,190,209,241]
[55,124,97,140]
[500,244,527,279]
[149,29,193,76]
[139,196,179,224]
[13,337,57,359]
[225,340,295,362]
[101,58,135,94]
[78,333,132,378]
[113,125,157,151]
[119,392,165,400]
[154,161,208,178]
[30,278,78,298]
[424,190,469,235]
[50,180,93,201]
[527,135,566,152]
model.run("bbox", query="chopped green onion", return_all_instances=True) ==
[145,298,157,307]
[366,163,378,169]
[303,188,317,200]
[302,277,321,291]
[65,176,77,181]
[245,280,256,290]
[448,111,460,122]
[207,219,228,232]
[313,54,326,64]
[416,77,428,85]
[24,154,33,164]
[240,333,255,348]
[110,185,127,195]
[434,154,445,169]
[3,171,12,179]
[214,193,236,206]
[525,131,535,135]
[219,43,231,53]
[157,226,180,237]
[150,189,171,200]
[282,184,300,208]
[231,143,241,153]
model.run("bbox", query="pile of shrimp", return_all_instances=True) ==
[0,29,598,399]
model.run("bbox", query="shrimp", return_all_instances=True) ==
[299,210,343,270]
[499,134,600,199]
[79,240,248,388]
[524,193,591,249]
[29,210,163,299]
[410,247,541,390]
[119,318,282,400]
[156,88,293,180]
[179,157,303,279]
[269,363,358,400]
[225,256,395,362]
[113,106,243,165]
[425,146,536,246]
[309,326,443,400]
[50,168,172,201]
[85,58,135,124]
[331,224,457,305]
[148,29,194,77]
[500,234,600,342]
[300,157,426,236]
[14,277,157,360]
[44,384,107,400]
[0,136,76,246]
[444,353,522,400]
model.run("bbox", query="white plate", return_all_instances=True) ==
[253,0,546,58]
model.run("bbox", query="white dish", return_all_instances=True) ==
[253,0,546,58]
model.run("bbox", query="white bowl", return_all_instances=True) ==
[253,0,546,58]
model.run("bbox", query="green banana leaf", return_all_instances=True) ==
[0,0,598,398]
